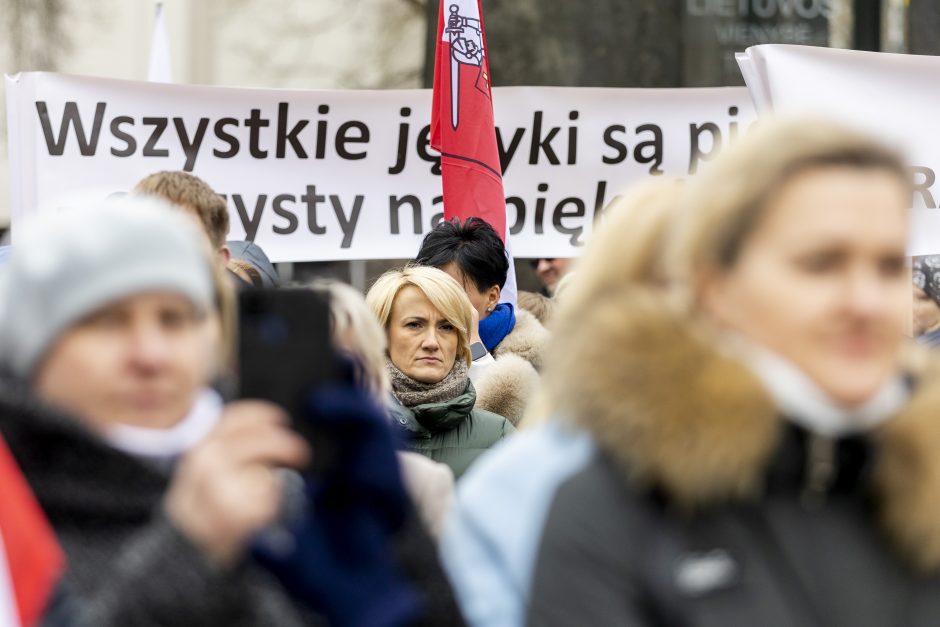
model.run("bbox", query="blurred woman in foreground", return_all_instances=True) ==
[0,201,463,626]
[442,119,940,626]
[0,202,314,626]
[518,177,684,430]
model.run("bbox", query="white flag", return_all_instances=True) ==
[148,2,172,83]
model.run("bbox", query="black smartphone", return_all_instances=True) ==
[237,288,336,455]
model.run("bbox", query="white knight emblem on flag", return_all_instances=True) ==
[445,3,489,129]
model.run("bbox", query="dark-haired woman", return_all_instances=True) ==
[415,217,549,425]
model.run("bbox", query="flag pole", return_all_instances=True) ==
[147,1,173,83]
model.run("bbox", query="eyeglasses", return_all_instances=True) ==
[528,258,555,269]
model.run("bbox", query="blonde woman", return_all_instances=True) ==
[367,266,514,479]
[442,119,940,626]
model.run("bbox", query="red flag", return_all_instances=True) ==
[430,0,506,240]
[0,437,63,627]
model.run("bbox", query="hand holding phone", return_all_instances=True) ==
[237,288,336,455]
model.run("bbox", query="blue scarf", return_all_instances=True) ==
[479,303,516,353]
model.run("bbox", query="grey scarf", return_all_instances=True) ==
[386,358,470,408]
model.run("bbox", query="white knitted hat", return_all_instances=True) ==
[0,196,215,378]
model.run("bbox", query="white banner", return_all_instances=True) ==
[6,72,755,261]
[737,44,940,257]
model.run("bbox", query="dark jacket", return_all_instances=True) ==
[0,386,312,627]
[0,386,464,627]
[442,287,940,627]
[389,382,514,479]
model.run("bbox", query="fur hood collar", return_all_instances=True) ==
[474,309,548,425]
[473,308,548,425]
[492,308,548,370]
[547,286,940,572]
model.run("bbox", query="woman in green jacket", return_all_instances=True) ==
[367,266,515,479]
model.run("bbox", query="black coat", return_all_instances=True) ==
[524,423,940,627]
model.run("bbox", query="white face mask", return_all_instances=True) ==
[730,337,908,438]
[103,388,223,461]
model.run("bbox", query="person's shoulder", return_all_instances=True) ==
[456,422,656,569]
[469,406,517,438]
[458,422,593,502]
[441,423,601,627]
[455,422,659,544]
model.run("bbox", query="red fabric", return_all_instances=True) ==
[0,437,63,627]
[430,0,506,240]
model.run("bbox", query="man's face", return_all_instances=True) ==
[34,292,217,431]
[533,258,573,294]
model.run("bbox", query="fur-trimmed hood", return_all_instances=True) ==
[546,286,940,573]
[474,308,548,425]
[492,308,548,370]
[473,353,539,426]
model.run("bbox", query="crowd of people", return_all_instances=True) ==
[2,116,940,626]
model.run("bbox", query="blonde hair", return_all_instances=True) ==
[366,265,473,366]
[521,178,684,431]
[555,178,685,323]
[668,117,909,307]
[306,279,391,403]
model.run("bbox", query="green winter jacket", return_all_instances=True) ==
[389,382,514,479]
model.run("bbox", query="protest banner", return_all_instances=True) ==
[737,44,940,257]
[6,72,755,261]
